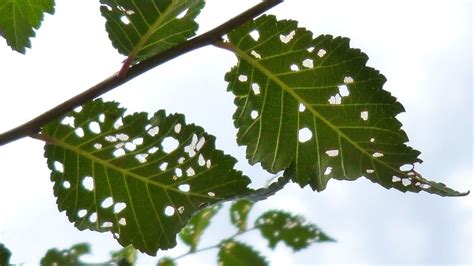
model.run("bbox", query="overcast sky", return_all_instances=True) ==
[0,0,472,265]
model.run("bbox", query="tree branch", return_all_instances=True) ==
[0,0,283,147]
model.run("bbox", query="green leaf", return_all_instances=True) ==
[225,15,467,197]
[0,243,12,266]
[0,0,54,53]
[40,243,90,266]
[179,204,222,251]
[218,240,267,266]
[230,199,253,231]
[158,257,176,266]
[256,211,333,251]
[42,99,251,255]
[111,245,137,265]
[100,0,204,63]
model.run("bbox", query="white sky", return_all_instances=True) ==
[0,0,472,265]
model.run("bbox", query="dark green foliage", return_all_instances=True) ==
[230,199,253,231]
[256,211,334,251]
[100,0,205,63]
[179,204,222,251]
[42,99,251,255]
[0,0,54,53]
[40,243,90,266]
[0,243,11,266]
[218,240,267,266]
[225,15,465,197]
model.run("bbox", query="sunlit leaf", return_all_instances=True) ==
[111,245,137,265]
[218,240,267,266]
[256,211,333,251]
[100,0,204,63]
[179,204,222,251]
[0,243,12,265]
[40,243,90,266]
[42,99,251,255]
[0,0,54,53]
[158,257,176,266]
[230,199,253,231]
[225,15,467,197]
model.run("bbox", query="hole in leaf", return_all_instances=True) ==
[402,178,412,186]
[135,153,148,163]
[54,161,64,173]
[421,183,431,189]
[114,118,123,129]
[302,59,314,68]
[105,135,117,142]
[325,150,339,157]
[299,104,306,112]
[88,121,101,134]
[186,167,195,176]
[196,137,206,151]
[178,184,190,192]
[290,64,300,71]
[251,50,262,59]
[206,159,212,168]
[75,127,85,138]
[176,8,188,19]
[366,169,375,174]
[280,30,295,43]
[328,94,342,105]
[372,152,384,158]
[251,111,259,119]
[249,29,260,41]
[159,162,168,171]
[148,147,159,154]
[89,212,97,223]
[116,133,129,141]
[307,47,315,52]
[317,49,327,57]
[82,176,94,191]
[324,167,332,175]
[162,137,179,153]
[298,128,312,143]
[208,192,215,197]
[132,137,143,145]
[77,209,87,218]
[238,75,248,82]
[175,168,183,178]
[338,85,350,97]
[344,76,354,84]
[101,222,113,228]
[370,138,375,143]
[98,113,105,123]
[198,154,205,166]
[178,157,185,164]
[119,218,127,226]
[252,83,260,95]
[94,143,102,150]
[115,143,124,149]
[400,164,413,171]
[114,202,127,214]
[101,197,114,208]
[125,142,136,151]
[361,111,369,121]
[178,206,185,214]
[113,233,120,239]
[164,206,175,216]
[147,126,159,137]
[174,123,182,134]
[120,15,130,25]
[113,148,126,157]
[74,106,83,113]
[62,181,71,189]
[61,116,75,128]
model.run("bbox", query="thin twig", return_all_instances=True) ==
[0,0,283,147]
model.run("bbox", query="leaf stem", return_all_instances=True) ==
[0,0,283,147]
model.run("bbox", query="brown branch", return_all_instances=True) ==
[0,0,283,147]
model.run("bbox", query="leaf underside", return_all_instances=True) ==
[256,211,334,251]
[0,0,54,53]
[218,240,267,266]
[42,99,251,255]
[225,15,467,197]
[100,0,204,63]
